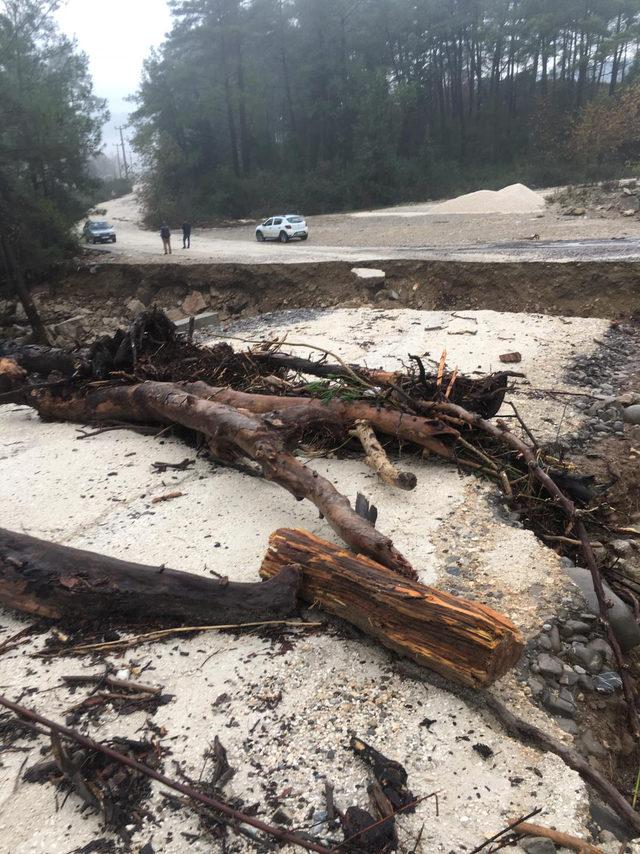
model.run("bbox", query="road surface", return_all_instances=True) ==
[91,194,640,264]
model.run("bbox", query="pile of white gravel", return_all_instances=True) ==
[430,182,546,215]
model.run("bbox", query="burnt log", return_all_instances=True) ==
[0,527,299,623]
[260,528,524,687]
[27,381,416,578]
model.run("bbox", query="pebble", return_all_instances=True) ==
[543,690,576,718]
[537,653,564,679]
[520,836,556,854]
[623,404,640,425]
[569,643,603,674]
[593,671,623,694]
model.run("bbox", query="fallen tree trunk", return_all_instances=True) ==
[28,382,416,577]
[249,350,510,418]
[0,528,299,623]
[182,381,458,456]
[260,528,524,687]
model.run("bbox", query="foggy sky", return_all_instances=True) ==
[55,0,172,152]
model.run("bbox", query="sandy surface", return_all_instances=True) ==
[0,306,620,853]
[90,192,640,265]
[353,183,546,216]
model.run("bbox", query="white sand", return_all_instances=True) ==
[430,183,546,215]
[0,307,620,853]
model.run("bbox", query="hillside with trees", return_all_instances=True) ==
[0,0,107,341]
[130,0,640,223]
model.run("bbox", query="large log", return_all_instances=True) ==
[260,528,524,687]
[28,382,416,578]
[0,528,299,623]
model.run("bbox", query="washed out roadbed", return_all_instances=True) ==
[0,307,640,852]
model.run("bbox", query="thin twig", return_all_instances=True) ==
[40,620,323,656]
[0,695,333,854]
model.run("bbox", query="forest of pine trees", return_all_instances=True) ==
[130,0,640,221]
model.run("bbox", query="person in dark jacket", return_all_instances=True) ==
[182,221,192,249]
[160,223,171,255]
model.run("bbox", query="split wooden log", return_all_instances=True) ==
[259,528,524,687]
[350,420,417,490]
[0,357,25,393]
[0,527,299,623]
[28,382,416,577]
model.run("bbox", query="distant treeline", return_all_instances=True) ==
[130,0,640,222]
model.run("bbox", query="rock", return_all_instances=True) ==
[351,267,385,288]
[542,689,576,718]
[0,299,17,320]
[593,671,623,694]
[564,207,586,216]
[563,565,640,650]
[528,676,546,698]
[126,298,146,316]
[182,290,208,316]
[581,729,607,757]
[387,289,400,301]
[623,405,640,425]
[166,308,185,322]
[520,836,556,854]
[587,638,614,663]
[549,624,562,652]
[578,674,594,691]
[538,635,552,651]
[555,718,578,735]
[569,643,603,673]
[537,653,564,679]
[561,619,592,636]
[51,315,88,344]
[174,311,219,331]
[272,807,292,825]
[616,392,640,406]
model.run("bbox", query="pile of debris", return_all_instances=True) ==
[1,307,640,851]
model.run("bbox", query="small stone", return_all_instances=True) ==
[623,405,640,425]
[537,653,564,679]
[182,290,207,315]
[569,643,603,674]
[611,540,633,557]
[126,297,146,316]
[528,676,546,698]
[538,635,552,651]
[387,289,400,301]
[549,624,562,652]
[543,690,576,718]
[587,638,614,663]
[561,619,592,636]
[520,836,557,854]
[555,718,578,735]
[272,808,293,825]
[578,674,595,691]
[581,729,607,757]
[560,671,579,686]
[593,671,623,694]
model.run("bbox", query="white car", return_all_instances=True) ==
[256,214,308,243]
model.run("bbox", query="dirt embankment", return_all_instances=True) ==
[47,259,640,324]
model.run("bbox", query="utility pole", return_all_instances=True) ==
[116,126,130,180]
[113,144,122,179]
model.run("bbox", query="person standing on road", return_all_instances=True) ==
[182,221,192,249]
[160,223,172,255]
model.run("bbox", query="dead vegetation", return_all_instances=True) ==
[2,307,640,850]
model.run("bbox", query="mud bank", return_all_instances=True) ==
[48,258,640,322]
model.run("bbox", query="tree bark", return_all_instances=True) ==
[0,527,299,623]
[28,381,416,578]
[183,381,458,457]
[260,528,524,687]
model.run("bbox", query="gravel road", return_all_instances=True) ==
[93,193,640,264]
